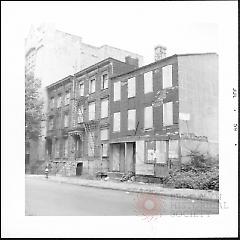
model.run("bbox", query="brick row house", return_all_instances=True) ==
[46,57,138,176]
[45,52,218,179]
[109,53,218,179]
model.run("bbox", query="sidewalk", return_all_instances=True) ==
[26,174,219,202]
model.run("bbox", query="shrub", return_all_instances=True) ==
[163,151,219,191]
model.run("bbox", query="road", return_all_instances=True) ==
[25,177,219,216]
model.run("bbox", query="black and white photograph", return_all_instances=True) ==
[2,1,238,238]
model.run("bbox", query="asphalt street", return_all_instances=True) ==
[25,177,219,216]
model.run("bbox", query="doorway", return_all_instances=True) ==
[76,162,83,176]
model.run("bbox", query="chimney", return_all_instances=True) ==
[154,45,167,61]
[125,56,139,68]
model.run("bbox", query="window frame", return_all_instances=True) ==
[162,65,173,89]
[88,101,96,121]
[144,106,153,130]
[113,112,121,132]
[113,81,121,101]
[144,71,153,94]
[89,78,96,94]
[100,98,109,119]
[101,73,109,90]
[127,77,136,98]
[163,101,173,126]
[128,109,136,130]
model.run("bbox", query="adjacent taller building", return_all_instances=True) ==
[25,23,143,169]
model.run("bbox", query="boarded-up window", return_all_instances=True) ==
[88,132,95,156]
[64,138,68,157]
[145,141,155,164]
[156,141,167,163]
[114,81,121,101]
[128,109,136,130]
[100,128,108,140]
[89,78,96,94]
[144,71,153,93]
[102,143,108,157]
[113,112,120,132]
[144,106,153,129]
[79,82,84,96]
[127,77,136,98]
[101,73,108,89]
[169,140,179,158]
[101,98,108,118]
[77,105,84,123]
[162,65,172,89]
[163,102,173,126]
[88,102,95,120]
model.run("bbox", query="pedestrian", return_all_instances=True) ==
[45,166,49,178]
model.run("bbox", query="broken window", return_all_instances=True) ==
[102,143,108,157]
[64,91,70,105]
[128,109,136,130]
[163,102,173,126]
[144,106,153,130]
[89,78,96,94]
[162,65,172,89]
[101,98,108,118]
[101,73,108,90]
[79,82,84,96]
[114,81,121,101]
[57,94,62,108]
[64,138,68,157]
[127,77,136,98]
[88,102,95,120]
[144,71,153,94]
[113,112,121,132]
[64,113,69,127]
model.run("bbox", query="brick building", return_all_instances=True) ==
[109,53,218,179]
[46,57,138,176]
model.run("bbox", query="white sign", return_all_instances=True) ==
[179,112,190,121]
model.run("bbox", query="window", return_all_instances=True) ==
[101,143,108,157]
[79,82,84,96]
[64,138,68,157]
[64,113,69,127]
[144,106,153,129]
[55,139,60,158]
[77,105,84,123]
[65,91,70,105]
[100,129,109,141]
[114,81,121,101]
[162,65,172,89]
[163,102,173,126]
[56,115,61,129]
[49,118,54,130]
[128,109,136,130]
[113,112,121,132]
[57,94,62,108]
[101,73,108,89]
[144,71,153,93]
[50,97,55,109]
[88,102,95,120]
[127,77,136,98]
[88,132,95,156]
[89,78,96,94]
[101,98,108,118]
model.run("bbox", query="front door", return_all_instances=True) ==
[76,162,83,176]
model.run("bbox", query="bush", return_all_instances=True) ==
[163,151,219,191]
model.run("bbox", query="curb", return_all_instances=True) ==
[26,175,219,202]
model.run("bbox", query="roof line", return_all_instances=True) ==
[111,52,218,79]
[47,75,73,89]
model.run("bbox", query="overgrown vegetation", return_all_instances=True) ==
[163,151,219,191]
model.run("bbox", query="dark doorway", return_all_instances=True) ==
[76,162,83,176]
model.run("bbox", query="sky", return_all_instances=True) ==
[21,1,221,65]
